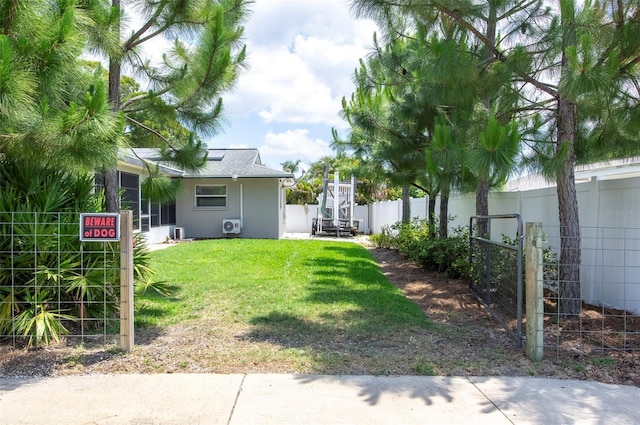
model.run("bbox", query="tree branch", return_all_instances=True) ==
[125,115,178,151]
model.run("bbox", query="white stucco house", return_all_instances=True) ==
[115,148,294,243]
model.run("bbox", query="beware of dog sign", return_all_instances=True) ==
[80,213,120,241]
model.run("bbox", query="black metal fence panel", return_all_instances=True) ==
[469,215,524,346]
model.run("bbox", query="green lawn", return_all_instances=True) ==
[135,239,435,374]
[140,239,429,330]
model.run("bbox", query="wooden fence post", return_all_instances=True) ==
[525,222,544,361]
[120,210,134,352]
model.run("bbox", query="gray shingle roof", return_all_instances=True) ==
[126,148,292,179]
[196,149,292,178]
[119,149,184,176]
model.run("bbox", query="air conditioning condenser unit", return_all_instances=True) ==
[222,219,243,234]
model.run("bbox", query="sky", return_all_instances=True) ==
[204,0,379,172]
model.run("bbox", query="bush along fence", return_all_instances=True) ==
[0,211,135,351]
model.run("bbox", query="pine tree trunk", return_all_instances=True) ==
[557,95,581,317]
[103,169,119,213]
[439,190,449,238]
[475,0,495,239]
[401,185,410,224]
[556,1,581,317]
[428,194,437,238]
[104,0,121,213]
[476,180,489,237]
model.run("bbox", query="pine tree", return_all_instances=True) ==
[82,0,249,211]
[0,0,123,171]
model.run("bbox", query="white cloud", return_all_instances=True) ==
[224,0,378,130]
[259,129,333,169]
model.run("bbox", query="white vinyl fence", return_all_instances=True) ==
[285,204,370,234]
[286,176,640,315]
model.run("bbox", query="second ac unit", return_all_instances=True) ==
[222,219,243,234]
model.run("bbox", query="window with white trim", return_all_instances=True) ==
[195,184,227,207]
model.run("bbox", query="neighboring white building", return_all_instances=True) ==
[505,157,640,192]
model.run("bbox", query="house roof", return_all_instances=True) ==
[119,149,185,177]
[196,149,293,178]
[126,148,293,179]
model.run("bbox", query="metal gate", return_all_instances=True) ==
[469,214,524,346]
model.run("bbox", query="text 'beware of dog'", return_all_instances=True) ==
[80,213,120,242]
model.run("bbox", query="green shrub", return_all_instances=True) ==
[413,227,470,278]
[370,219,470,279]
[376,220,560,295]
[369,225,395,248]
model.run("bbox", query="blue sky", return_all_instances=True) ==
[205,0,378,172]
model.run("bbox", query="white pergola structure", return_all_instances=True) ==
[316,171,358,235]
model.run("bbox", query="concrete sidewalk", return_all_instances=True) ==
[1,374,638,424]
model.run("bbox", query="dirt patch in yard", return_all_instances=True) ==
[1,246,638,386]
